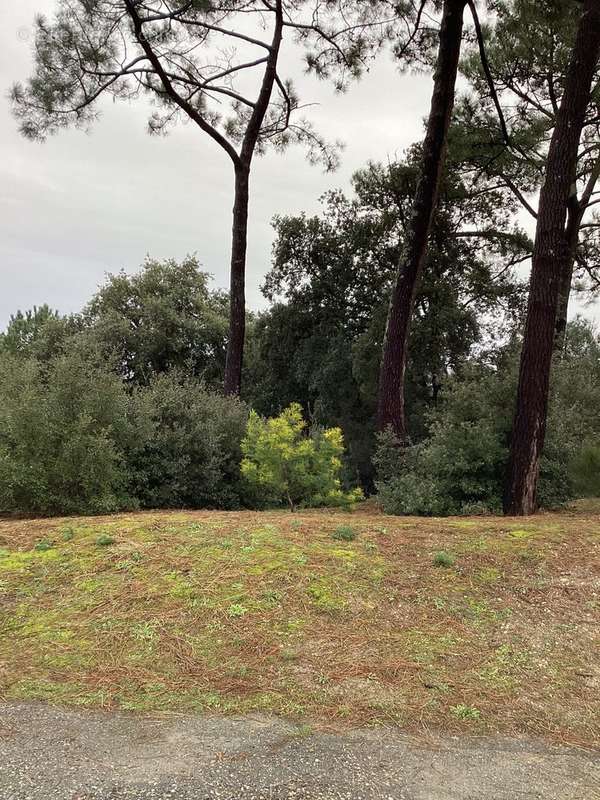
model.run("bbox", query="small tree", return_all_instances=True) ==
[240,403,361,510]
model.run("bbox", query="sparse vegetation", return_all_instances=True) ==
[451,704,481,721]
[0,506,597,746]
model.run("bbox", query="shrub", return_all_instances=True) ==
[126,373,248,510]
[376,321,600,516]
[241,403,362,511]
[374,429,455,516]
[0,352,248,516]
[0,351,132,515]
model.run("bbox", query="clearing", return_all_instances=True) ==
[0,505,598,748]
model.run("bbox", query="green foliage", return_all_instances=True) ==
[332,525,357,542]
[0,350,132,516]
[227,603,248,618]
[0,351,248,516]
[34,540,54,553]
[96,535,115,547]
[570,442,600,498]
[433,551,455,568]
[241,404,362,511]
[451,704,481,721]
[85,256,229,387]
[376,320,600,515]
[249,157,526,488]
[127,373,248,510]
[374,429,454,516]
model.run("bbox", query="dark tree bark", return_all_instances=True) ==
[554,157,600,352]
[504,0,600,516]
[223,1,283,396]
[224,165,251,395]
[553,198,581,352]
[377,0,467,441]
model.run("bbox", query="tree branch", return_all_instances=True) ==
[124,0,242,167]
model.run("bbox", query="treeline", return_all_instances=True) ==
[1,234,599,515]
[9,0,600,515]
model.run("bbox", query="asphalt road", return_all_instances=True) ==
[0,703,598,800]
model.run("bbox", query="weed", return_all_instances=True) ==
[61,528,75,542]
[294,723,314,738]
[509,528,534,540]
[34,540,53,552]
[96,535,115,547]
[262,589,283,606]
[477,567,501,583]
[451,704,481,721]
[433,551,455,568]
[280,649,298,661]
[131,622,158,644]
[228,603,248,618]
[332,525,357,542]
[307,581,346,613]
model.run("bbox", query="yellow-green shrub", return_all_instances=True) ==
[241,404,362,510]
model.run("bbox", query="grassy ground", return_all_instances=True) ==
[0,505,598,747]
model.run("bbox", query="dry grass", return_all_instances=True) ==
[0,505,598,747]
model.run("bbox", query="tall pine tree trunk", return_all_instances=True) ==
[224,164,250,396]
[504,0,600,515]
[377,0,467,441]
[554,158,600,352]
[222,1,283,396]
[553,212,579,353]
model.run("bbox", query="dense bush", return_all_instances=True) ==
[0,355,248,515]
[127,373,248,509]
[376,320,600,515]
[241,404,362,510]
[0,351,132,515]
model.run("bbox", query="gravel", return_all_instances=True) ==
[0,702,598,800]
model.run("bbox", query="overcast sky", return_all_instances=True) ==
[0,2,597,330]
